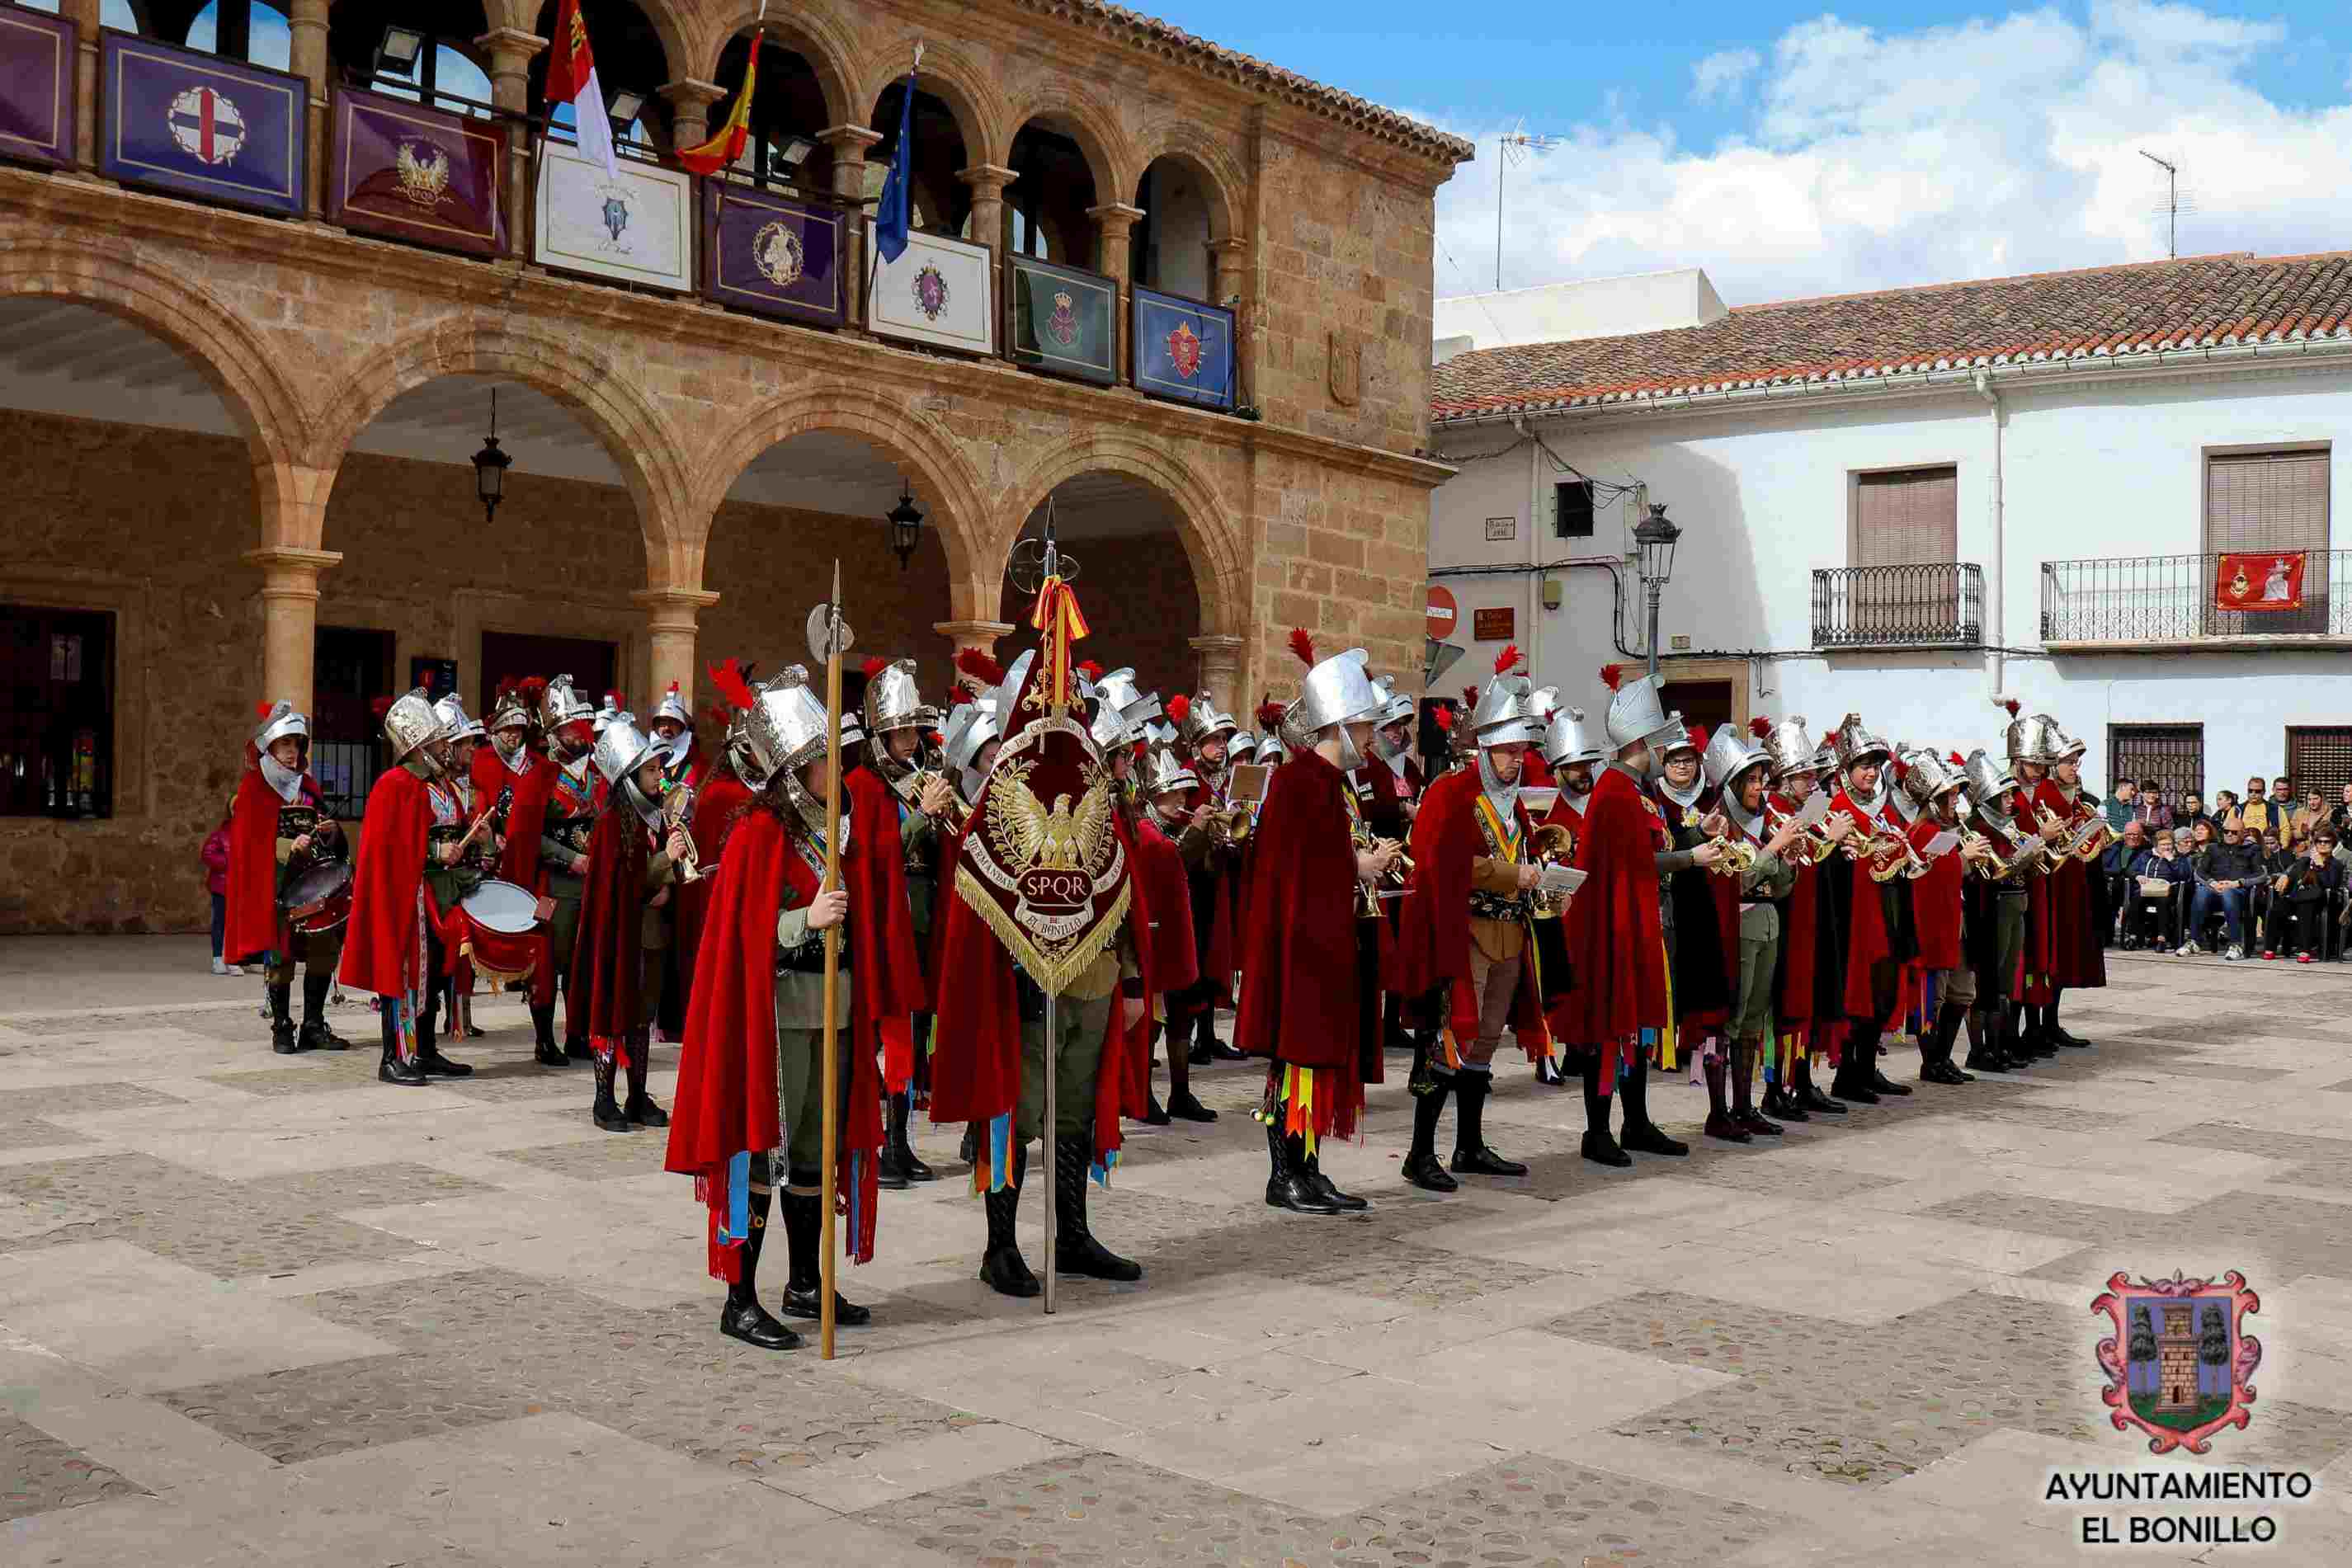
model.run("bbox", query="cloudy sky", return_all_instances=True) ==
[1157,1,2352,307]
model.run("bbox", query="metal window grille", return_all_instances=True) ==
[1811,563,1983,647]
[2039,551,2352,642]
[2285,727,2352,809]
[2108,723,2204,804]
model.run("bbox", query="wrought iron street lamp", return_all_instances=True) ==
[470,388,511,527]
[1632,501,1682,680]
[885,485,924,570]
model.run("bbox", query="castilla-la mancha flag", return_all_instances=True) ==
[544,0,617,181]
[2214,552,2307,613]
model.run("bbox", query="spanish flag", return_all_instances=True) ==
[675,32,758,176]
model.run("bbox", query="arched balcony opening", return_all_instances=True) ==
[867,79,969,238]
[708,30,832,193]
[1003,119,1096,265]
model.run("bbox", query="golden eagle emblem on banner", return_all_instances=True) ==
[954,722,1129,996]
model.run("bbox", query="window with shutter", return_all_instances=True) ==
[2204,448,2330,633]
[1848,466,1958,638]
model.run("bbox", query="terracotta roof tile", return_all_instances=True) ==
[1434,252,2352,421]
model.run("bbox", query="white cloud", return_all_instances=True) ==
[1691,48,1761,105]
[1428,3,2352,308]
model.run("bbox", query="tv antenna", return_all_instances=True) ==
[2139,150,2186,259]
[1497,123,1560,291]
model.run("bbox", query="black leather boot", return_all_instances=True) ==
[780,1186,870,1324]
[1580,1057,1630,1167]
[719,1182,800,1350]
[623,1038,667,1124]
[2047,990,2090,1048]
[531,1003,569,1067]
[877,1093,918,1185]
[1301,1146,1369,1212]
[1619,1056,1689,1155]
[1963,1006,2006,1072]
[563,990,592,1062]
[1922,1003,1972,1083]
[298,972,351,1050]
[1702,1054,1748,1142]
[415,1003,471,1077]
[592,1053,633,1131]
[892,1092,935,1179]
[1733,1043,1783,1136]
[2020,1002,2059,1058]
[1449,1071,1528,1175]
[1165,1087,1216,1123]
[1265,1121,1339,1213]
[376,1009,428,1085]
[1833,1029,1882,1103]
[269,983,298,1054]
[980,1147,1040,1297]
[1054,1134,1143,1278]
[1764,1050,1808,1121]
[1402,1076,1456,1191]
[1794,1054,1845,1114]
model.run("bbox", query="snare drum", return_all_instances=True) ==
[281,860,353,935]
[460,878,541,935]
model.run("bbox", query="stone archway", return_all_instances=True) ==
[694,1,861,129]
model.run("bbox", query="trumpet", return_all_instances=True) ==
[1206,804,1254,845]
[661,783,708,884]
[1864,827,1928,883]
[1705,833,1758,878]
[2066,804,2116,862]
[1351,823,1404,917]
[1768,806,1843,864]
[1527,822,1577,917]
[896,766,969,831]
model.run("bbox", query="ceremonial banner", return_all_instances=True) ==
[700,181,844,327]
[0,3,73,172]
[1006,252,1115,386]
[99,31,304,216]
[1132,285,1236,410]
[328,87,507,258]
[867,222,992,355]
[533,139,692,292]
[2214,551,2306,612]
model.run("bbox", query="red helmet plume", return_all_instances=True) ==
[862,656,887,679]
[709,658,757,714]
[1749,716,1774,740]
[1166,694,1192,727]
[954,647,1006,689]
[1995,695,2020,717]
[1256,699,1287,731]
[1460,686,1477,708]
[947,687,973,708]
[1598,663,1628,692]
[1493,643,1523,676]
[1432,705,1455,732]
[1949,751,1968,767]
[1077,659,1103,682]
[369,695,394,719]
[1686,724,1710,752]
[252,699,274,720]
[1287,628,1317,668]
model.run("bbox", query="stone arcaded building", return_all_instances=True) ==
[0,0,1468,930]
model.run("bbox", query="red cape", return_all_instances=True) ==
[1233,748,1363,1074]
[1361,757,1413,842]
[1131,812,1200,994]
[224,763,320,964]
[1906,814,1965,971]
[1521,752,1556,789]
[1398,766,1550,1055]
[1829,789,1897,1018]
[2012,784,2057,1001]
[845,765,929,1091]
[566,800,647,1057]
[1548,767,1668,1076]
[2035,780,2105,989]
[498,751,556,889]
[1767,793,1821,1029]
[675,768,750,973]
[340,766,433,997]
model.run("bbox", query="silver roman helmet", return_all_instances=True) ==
[1762,715,1817,779]
[1701,724,1770,793]
[591,710,660,789]
[2044,720,2086,764]
[1831,713,1892,770]
[1996,699,2059,766]
[1601,667,1678,751]
[1542,705,1602,770]
[1526,685,1562,727]
[1369,674,1416,730]
[591,691,624,737]
[1285,643,1382,736]
[1178,690,1240,749]
[252,699,309,753]
[1229,731,1260,764]
[1811,742,1841,777]
[650,681,694,732]
[488,682,536,737]
[1140,746,1200,798]
[1467,673,1539,746]
[862,658,935,737]
[382,687,445,772]
[433,691,485,743]
[1961,747,2020,812]
[541,674,596,735]
[1898,746,1967,808]
[732,666,832,793]
[1086,667,1148,751]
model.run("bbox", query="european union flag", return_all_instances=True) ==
[873,69,916,266]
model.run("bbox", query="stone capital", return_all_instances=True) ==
[242,546,342,596]
[1188,633,1246,656]
[955,162,1018,196]
[819,125,884,156]
[473,29,547,66]
[1207,236,1251,257]
[1086,201,1146,231]
[631,586,722,629]
[658,78,728,109]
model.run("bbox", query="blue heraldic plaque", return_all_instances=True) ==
[701,182,844,329]
[1133,286,1236,411]
[100,31,304,217]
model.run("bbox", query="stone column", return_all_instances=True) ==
[1087,202,1145,384]
[287,0,328,217]
[956,163,1017,262]
[1189,633,1245,708]
[243,547,343,709]
[818,125,881,325]
[633,586,721,705]
[60,0,97,170]
[1209,237,1252,406]
[935,619,1015,690]
[660,78,726,166]
[477,29,546,258]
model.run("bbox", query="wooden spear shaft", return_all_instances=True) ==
[818,560,845,1360]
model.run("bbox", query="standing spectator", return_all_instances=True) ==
[201,799,241,977]
[2176,791,2213,841]
[2190,819,2260,959]
[2290,789,2327,850]
[2134,781,2175,831]
[2238,778,2276,840]
[2105,780,2138,831]
[2213,789,2240,827]
[2103,821,2147,944]
[2132,829,2193,952]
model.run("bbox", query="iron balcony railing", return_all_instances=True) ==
[1812,563,1984,648]
[2041,551,2350,643]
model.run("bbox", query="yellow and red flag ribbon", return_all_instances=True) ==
[1028,575,1091,712]
[676,30,760,176]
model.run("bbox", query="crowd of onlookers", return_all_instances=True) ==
[2102,778,2352,963]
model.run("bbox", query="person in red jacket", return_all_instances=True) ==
[2031,717,2105,1044]
[1131,746,1214,1125]
[1395,647,1548,1193]
[1754,718,1856,1118]
[1823,714,1917,1104]
[482,679,571,1067]
[202,799,238,976]
[1897,748,1978,1085]
[224,701,351,1053]
[340,690,472,1085]
[1237,632,1398,1214]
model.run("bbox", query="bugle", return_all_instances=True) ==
[1527,822,1577,917]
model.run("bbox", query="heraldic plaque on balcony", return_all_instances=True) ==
[98,30,305,217]
[533,140,694,294]
[0,4,75,172]
[1006,252,1116,387]
[866,223,993,356]
[328,87,507,259]
[1132,285,1235,411]
[700,181,844,329]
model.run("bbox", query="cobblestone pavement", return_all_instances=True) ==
[3,935,2351,1566]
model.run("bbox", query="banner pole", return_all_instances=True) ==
[1041,989,1056,1315]
[818,559,845,1359]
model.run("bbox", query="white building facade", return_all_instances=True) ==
[1427,255,2352,804]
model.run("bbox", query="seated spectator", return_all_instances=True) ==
[2238,779,2275,840]
[2193,820,2262,958]
[2177,792,2213,841]
[2134,782,2175,831]
[2105,780,2137,831]
[2189,817,2217,855]
[2131,831,2194,952]
[2253,831,2295,954]
[2103,821,2147,944]
[2291,789,2328,851]
[2272,829,2343,962]
[2331,782,2352,838]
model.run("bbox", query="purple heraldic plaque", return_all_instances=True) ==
[328,86,507,257]
[98,29,304,217]
[0,2,75,171]
[701,181,844,328]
